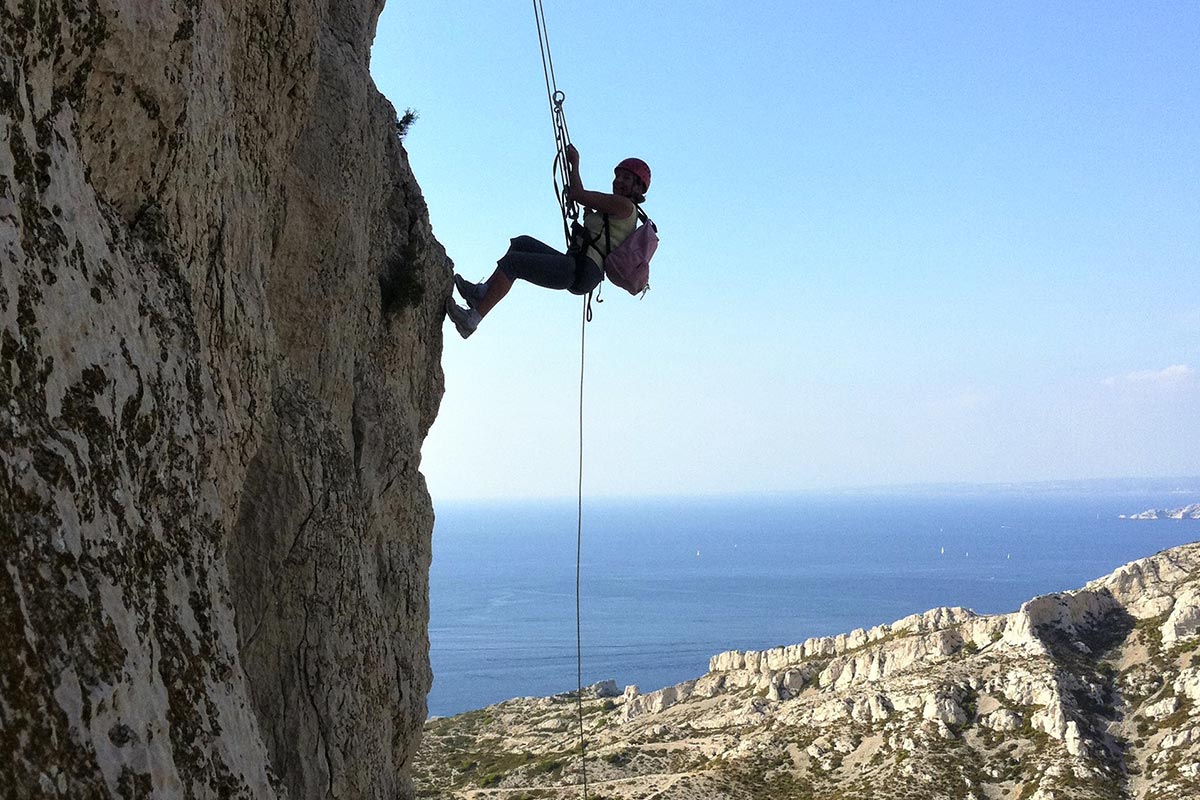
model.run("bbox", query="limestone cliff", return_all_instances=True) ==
[2,2,447,798]
[1122,505,1200,521]
[416,543,1200,799]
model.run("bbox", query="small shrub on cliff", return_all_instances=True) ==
[379,252,424,314]
[450,756,478,772]
[396,108,419,139]
[530,757,562,775]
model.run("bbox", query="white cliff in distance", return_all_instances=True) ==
[416,542,1200,800]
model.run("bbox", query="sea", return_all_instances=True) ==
[427,480,1200,717]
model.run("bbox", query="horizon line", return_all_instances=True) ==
[430,475,1200,505]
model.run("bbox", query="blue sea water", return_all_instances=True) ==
[427,483,1200,717]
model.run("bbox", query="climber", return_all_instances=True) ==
[445,144,651,338]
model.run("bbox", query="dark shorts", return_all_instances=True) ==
[497,236,602,295]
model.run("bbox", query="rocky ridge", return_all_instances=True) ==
[415,542,1200,799]
[1121,505,1200,521]
[3,2,446,798]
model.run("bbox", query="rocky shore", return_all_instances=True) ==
[414,542,1200,799]
[1121,504,1200,521]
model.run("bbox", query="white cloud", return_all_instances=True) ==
[1103,364,1194,388]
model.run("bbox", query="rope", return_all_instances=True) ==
[532,7,589,796]
[532,0,578,246]
[574,294,589,799]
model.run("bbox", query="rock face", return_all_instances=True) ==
[416,543,1200,799]
[2,2,446,798]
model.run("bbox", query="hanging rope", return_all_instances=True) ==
[533,3,589,797]
[532,0,579,246]
[574,294,589,799]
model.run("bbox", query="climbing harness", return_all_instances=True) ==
[532,3,590,796]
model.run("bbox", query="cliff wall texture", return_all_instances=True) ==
[1,1,447,797]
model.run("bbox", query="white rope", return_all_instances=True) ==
[532,0,578,246]
[532,7,589,797]
[574,292,589,799]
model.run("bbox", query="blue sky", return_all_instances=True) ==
[371,1,1199,500]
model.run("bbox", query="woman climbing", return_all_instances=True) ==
[445,143,651,339]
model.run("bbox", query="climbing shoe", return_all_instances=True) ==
[445,297,480,339]
[454,274,487,310]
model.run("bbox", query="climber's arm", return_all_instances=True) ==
[565,145,636,219]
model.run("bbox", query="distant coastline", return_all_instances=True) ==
[1120,502,1200,520]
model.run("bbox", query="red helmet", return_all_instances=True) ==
[615,158,651,191]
